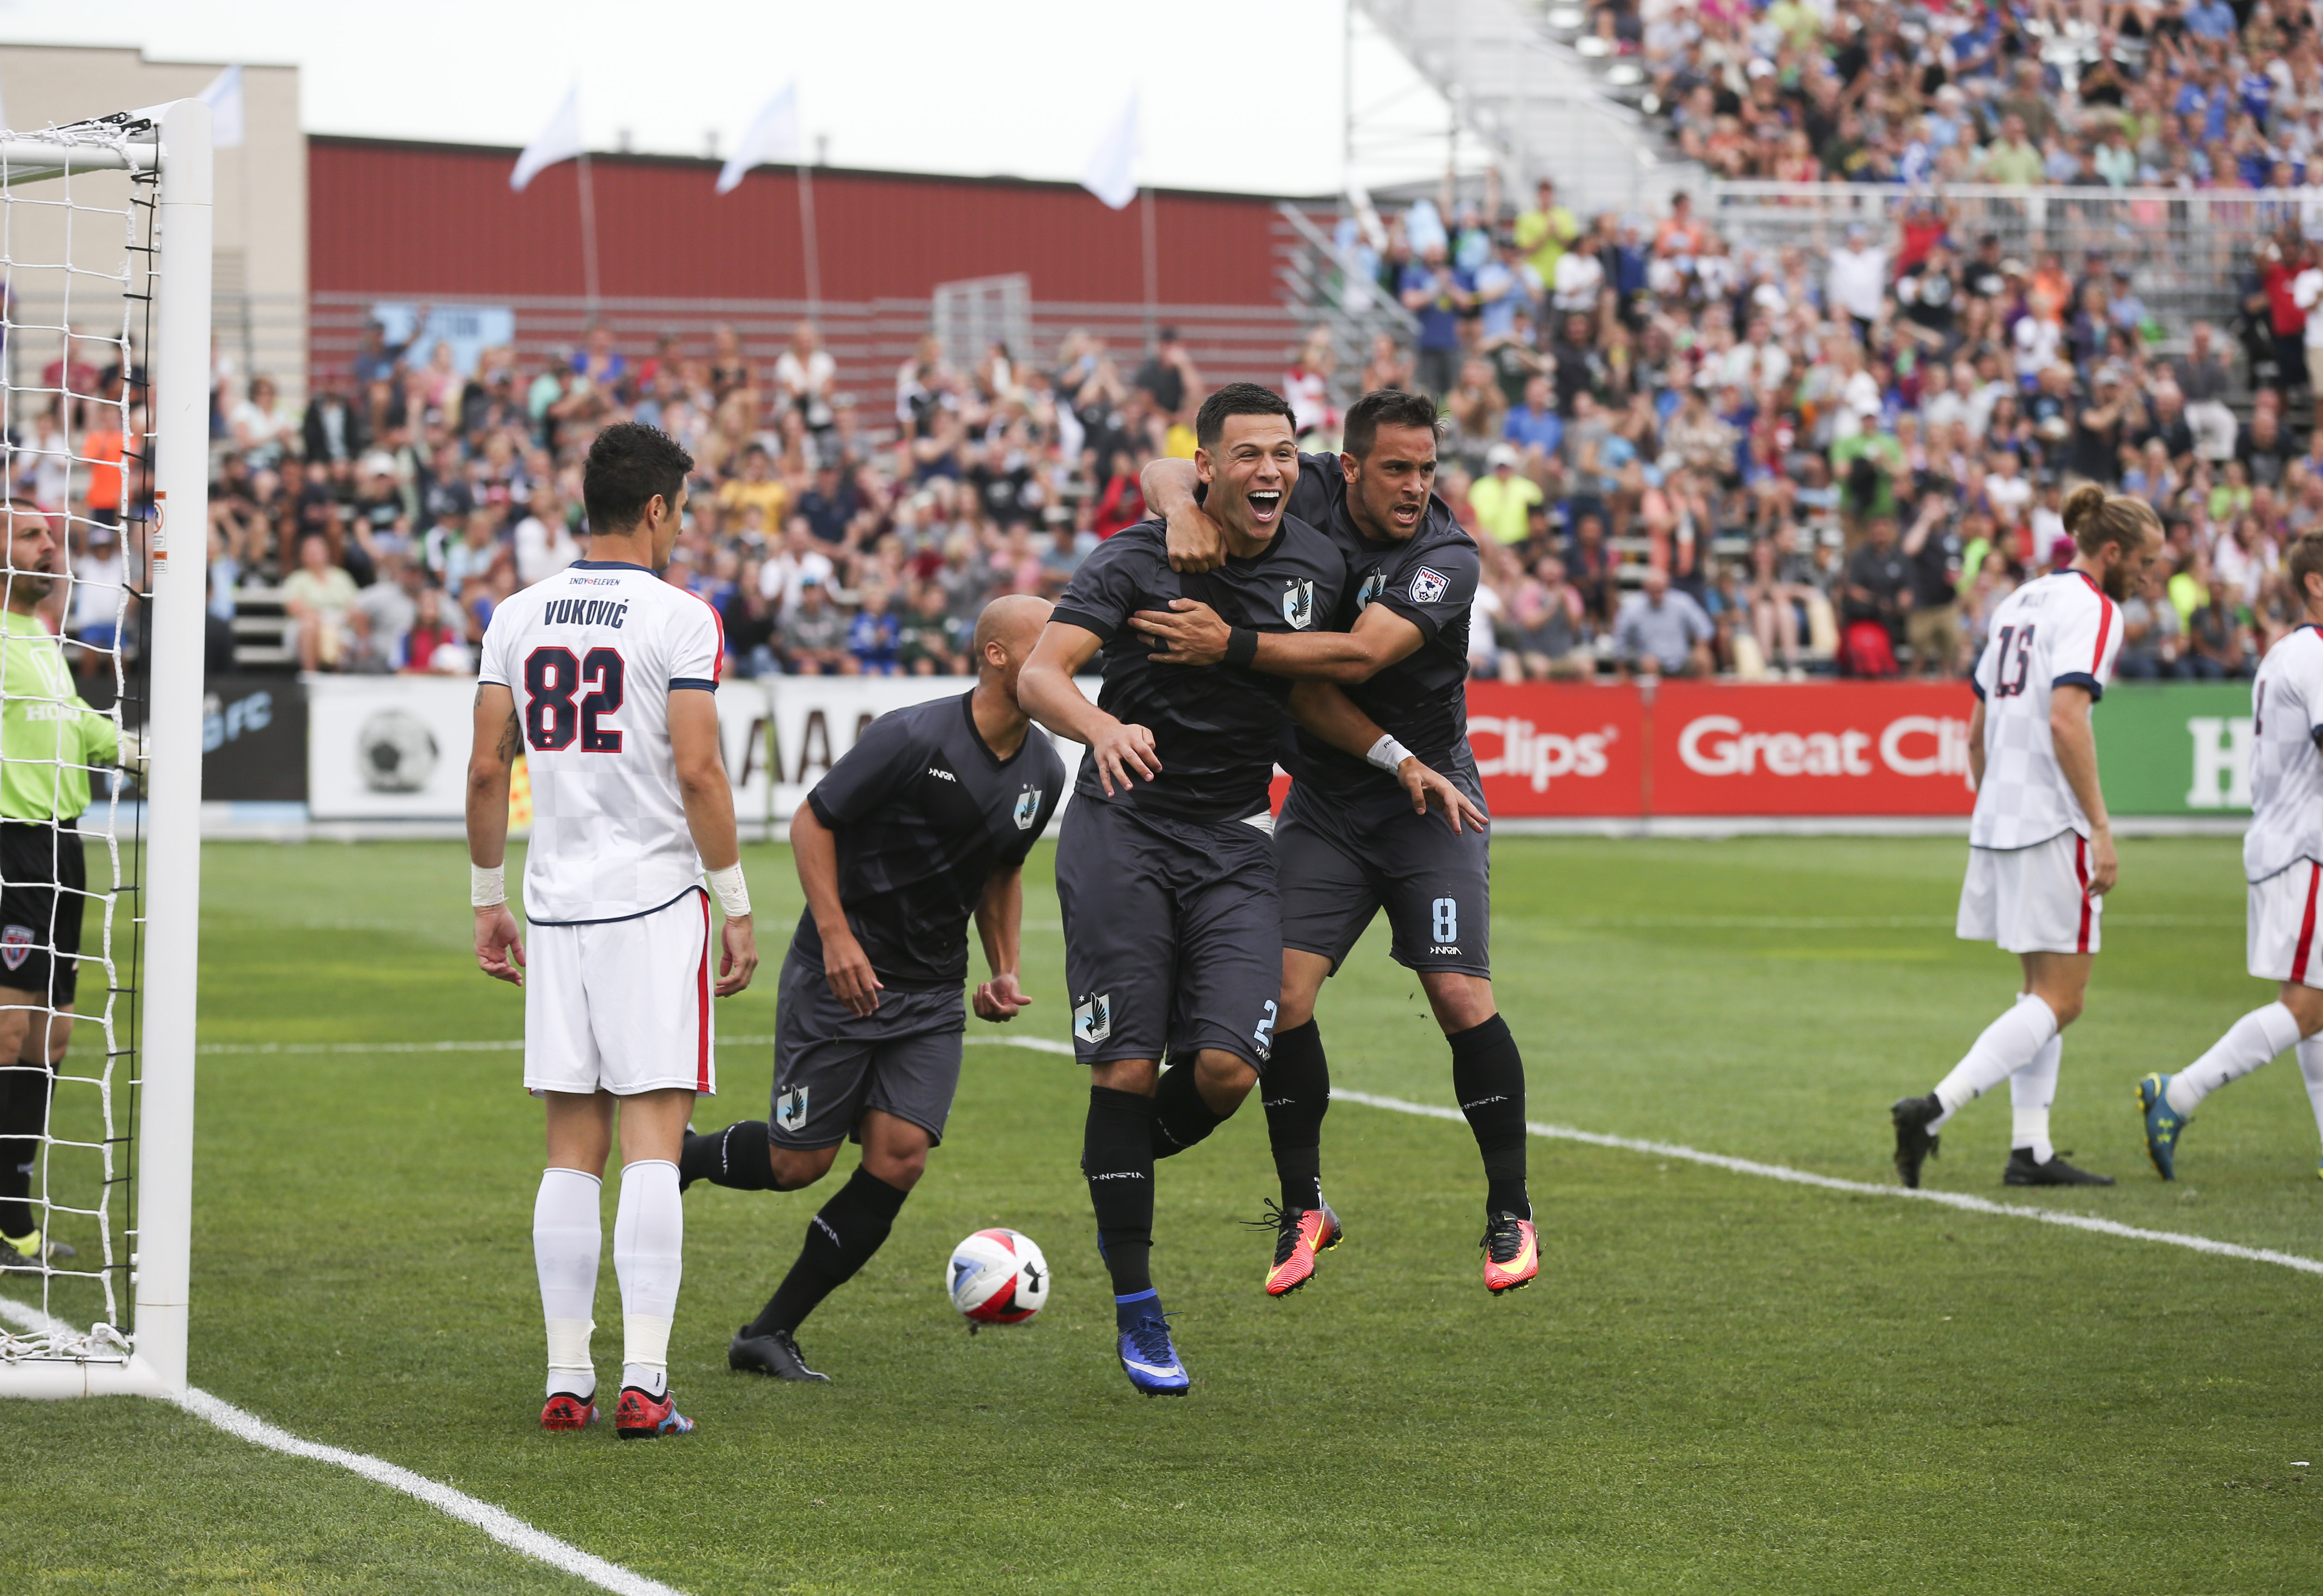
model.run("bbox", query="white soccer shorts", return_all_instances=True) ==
[2247,860,2323,986]
[1956,831,2101,955]
[523,888,716,1097]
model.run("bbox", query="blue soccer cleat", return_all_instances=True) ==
[2137,1073,2189,1180]
[1117,1315,1189,1397]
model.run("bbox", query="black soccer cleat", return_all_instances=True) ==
[1891,1094,1943,1189]
[730,1324,831,1382]
[2003,1148,2115,1187]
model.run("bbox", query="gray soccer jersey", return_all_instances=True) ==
[1968,569,2121,851]
[793,691,1066,990]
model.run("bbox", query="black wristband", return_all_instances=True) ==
[1224,627,1260,667]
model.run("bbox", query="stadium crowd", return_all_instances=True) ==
[28,185,2276,689]
[1616,0,2321,193]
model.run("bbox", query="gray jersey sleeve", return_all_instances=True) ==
[1051,531,1162,643]
[1373,538,1480,644]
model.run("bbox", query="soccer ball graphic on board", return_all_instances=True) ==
[946,1228,1050,1326]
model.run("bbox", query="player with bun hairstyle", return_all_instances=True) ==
[2138,529,2323,1180]
[1891,483,2160,1190]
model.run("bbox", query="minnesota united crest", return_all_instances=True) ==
[1013,787,1043,831]
[1282,579,1316,630]
[1355,568,1387,612]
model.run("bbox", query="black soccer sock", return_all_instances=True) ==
[1262,1019,1330,1210]
[1150,1061,1231,1161]
[0,1058,54,1239]
[1082,1085,1157,1309]
[746,1165,911,1338]
[1449,1014,1530,1220]
[682,1121,781,1192]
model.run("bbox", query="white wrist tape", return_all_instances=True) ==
[708,862,752,918]
[1365,734,1414,772]
[470,863,506,908]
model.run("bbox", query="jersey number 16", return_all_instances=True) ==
[1991,623,2036,699]
[524,646,625,753]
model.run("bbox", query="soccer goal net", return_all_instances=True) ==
[0,102,210,1399]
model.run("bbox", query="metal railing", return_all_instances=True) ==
[1706,181,2291,330]
[1274,202,1419,408]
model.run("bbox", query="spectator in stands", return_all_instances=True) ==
[1614,566,1714,680]
[1469,445,1542,550]
[782,575,850,674]
[283,532,357,672]
[1400,242,1470,399]
[1840,515,1914,677]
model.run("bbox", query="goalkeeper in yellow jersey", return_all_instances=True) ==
[0,499,140,1272]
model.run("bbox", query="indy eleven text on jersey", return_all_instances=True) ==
[477,560,724,925]
[1050,515,1346,823]
[2246,623,2323,885]
[1967,568,2121,851]
[795,690,1065,990]
[1280,449,1480,797]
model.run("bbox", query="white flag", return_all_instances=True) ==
[199,64,244,150]
[510,83,585,192]
[1080,91,1140,211]
[716,84,801,194]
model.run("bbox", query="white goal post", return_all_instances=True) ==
[0,99,209,1398]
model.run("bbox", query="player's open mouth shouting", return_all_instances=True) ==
[1246,487,1285,527]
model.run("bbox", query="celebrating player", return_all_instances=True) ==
[1017,382,1485,1396]
[0,499,138,1274]
[466,423,759,1439]
[1134,390,1535,1299]
[2138,531,2323,1180]
[678,595,1064,1382]
[1891,484,2159,1190]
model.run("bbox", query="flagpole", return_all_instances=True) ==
[576,149,602,318]
[796,157,823,315]
[1140,185,1158,348]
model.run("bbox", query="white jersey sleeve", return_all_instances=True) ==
[2244,625,2323,883]
[482,561,728,925]
[1968,570,2119,851]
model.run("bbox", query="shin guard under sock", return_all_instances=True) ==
[0,1058,55,1239]
[1083,1086,1156,1300]
[1262,1019,1329,1210]
[1151,1061,1231,1160]
[533,1167,602,1399]
[747,1165,911,1337]
[613,1160,683,1398]
[1450,1014,1530,1219]
[683,1120,780,1191]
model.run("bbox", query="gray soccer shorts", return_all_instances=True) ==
[1275,774,1492,978]
[769,951,966,1149]
[1054,796,1283,1072]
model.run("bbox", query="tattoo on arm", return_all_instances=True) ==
[496,711,522,766]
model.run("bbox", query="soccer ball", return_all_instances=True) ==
[946,1227,1049,1325]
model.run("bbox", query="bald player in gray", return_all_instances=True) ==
[680,595,1065,1381]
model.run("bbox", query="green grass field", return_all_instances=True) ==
[5,834,2322,1593]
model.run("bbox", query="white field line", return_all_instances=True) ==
[1329,1088,2323,1278]
[195,1032,2323,1277]
[0,1295,685,1596]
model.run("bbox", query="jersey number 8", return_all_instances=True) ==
[524,646,625,753]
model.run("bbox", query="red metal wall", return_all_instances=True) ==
[307,137,1289,306]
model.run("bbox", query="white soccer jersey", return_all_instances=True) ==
[1969,569,2122,851]
[2244,623,2323,884]
[477,559,725,924]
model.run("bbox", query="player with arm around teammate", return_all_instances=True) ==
[1134,389,1539,1299]
[1891,484,2160,1190]
[2138,531,2323,1180]
[677,595,1065,1382]
[467,423,760,1438]
[0,499,142,1274]
[1016,382,1485,1396]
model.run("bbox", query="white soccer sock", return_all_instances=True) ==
[533,1167,601,1400]
[2299,1037,2323,1152]
[614,1158,683,1398]
[2009,1033,2062,1163]
[1930,993,2060,1131]
[2166,1001,2302,1117]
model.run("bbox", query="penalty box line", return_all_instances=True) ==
[0,1298,686,1596]
[199,1034,2323,1279]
